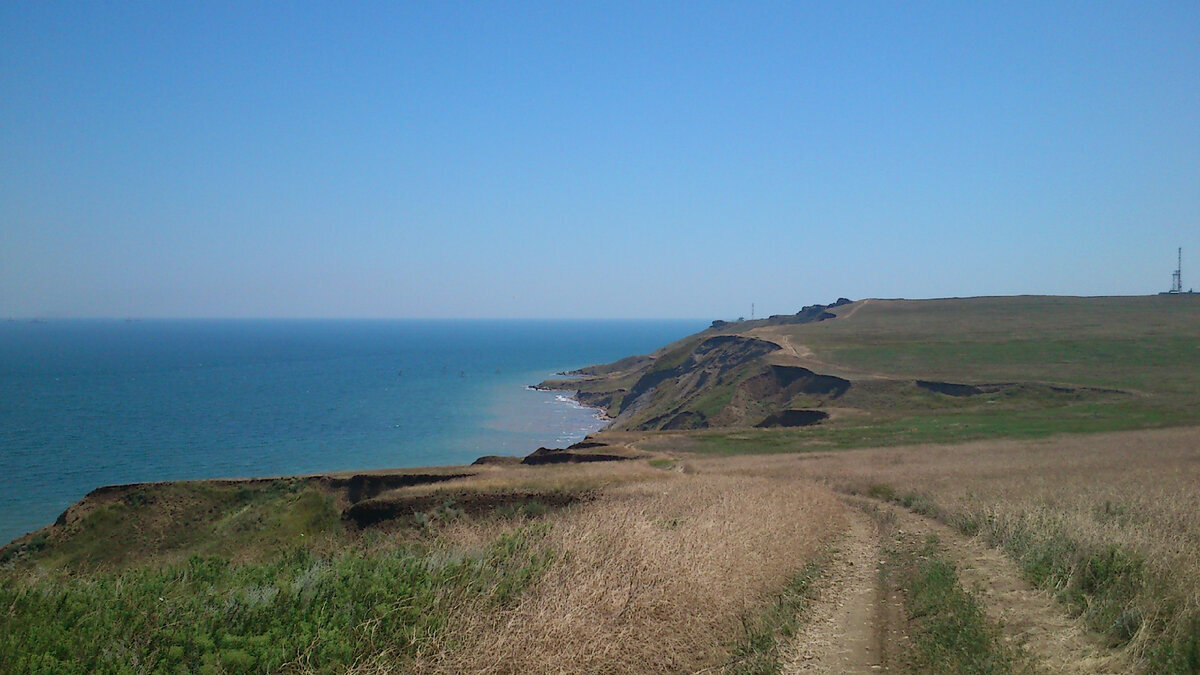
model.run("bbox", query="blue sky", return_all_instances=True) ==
[3,2,1198,318]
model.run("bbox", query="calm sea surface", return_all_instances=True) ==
[0,319,706,544]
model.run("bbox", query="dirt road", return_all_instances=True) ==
[785,507,904,672]
[783,495,1131,673]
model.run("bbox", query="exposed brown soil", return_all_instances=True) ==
[318,472,473,505]
[914,380,986,397]
[472,455,524,466]
[786,505,904,672]
[521,440,648,465]
[48,470,473,531]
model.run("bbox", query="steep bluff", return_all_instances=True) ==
[539,333,851,432]
[535,298,865,432]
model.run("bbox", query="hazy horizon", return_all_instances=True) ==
[3,291,1189,322]
[3,3,1198,319]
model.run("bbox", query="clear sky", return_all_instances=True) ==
[2,2,1198,319]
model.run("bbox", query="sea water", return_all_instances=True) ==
[0,319,706,545]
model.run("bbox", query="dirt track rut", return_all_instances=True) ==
[785,507,904,673]
[785,495,1131,673]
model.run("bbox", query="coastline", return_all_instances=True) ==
[527,382,614,422]
[0,318,713,547]
[1,383,621,549]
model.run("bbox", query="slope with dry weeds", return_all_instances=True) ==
[698,426,1200,672]
[416,472,847,673]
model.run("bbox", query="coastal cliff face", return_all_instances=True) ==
[536,295,1146,435]
[538,300,856,431]
[541,335,850,431]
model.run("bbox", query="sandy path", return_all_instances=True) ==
[750,329,891,381]
[746,300,889,379]
[834,298,873,321]
[785,506,902,673]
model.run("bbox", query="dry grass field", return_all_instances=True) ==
[688,426,1200,671]
[0,460,852,673]
[6,427,1198,672]
[412,472,845,673]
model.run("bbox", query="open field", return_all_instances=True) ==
[0,462,847,673]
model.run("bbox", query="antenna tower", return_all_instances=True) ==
[751,303,755,320]
[1171,247,1183,294]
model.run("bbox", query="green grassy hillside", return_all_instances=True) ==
[546,295,1200,452]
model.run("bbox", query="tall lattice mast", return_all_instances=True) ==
[1172,248,1183,294]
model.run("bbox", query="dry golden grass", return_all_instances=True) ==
[700,426,1200,667]
[408,472,846,674]
[387,459,669,499]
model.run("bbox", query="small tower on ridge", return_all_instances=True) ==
[1171,247,1183,294]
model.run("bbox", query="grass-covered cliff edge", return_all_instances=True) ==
[540,295,1200,448]
[3,294,1200,673]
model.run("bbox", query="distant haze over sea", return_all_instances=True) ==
[0,319,707,545]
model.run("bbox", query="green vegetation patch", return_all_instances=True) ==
[34,481,342,571]
[886,535,1023,674]
[0,524,552,674]
[675,396,1187,456]
[831,337,1200,395]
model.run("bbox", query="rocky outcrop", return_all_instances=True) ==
[616,336,782,420]
[531,302,861,432]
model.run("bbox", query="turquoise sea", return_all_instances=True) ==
[0,319,706,545]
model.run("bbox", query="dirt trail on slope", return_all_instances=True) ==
[874,499,1132,673]
[787,494,1132,673]
[834,298,873,321]
[747,301,887,379]
[785,506,906,673]
[750,329,890,380]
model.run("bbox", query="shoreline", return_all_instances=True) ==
[0,318,710,548]
[526,383,614,422]
[1,383,620,549]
